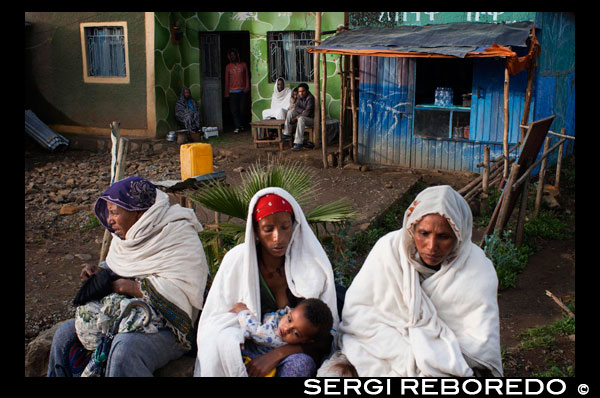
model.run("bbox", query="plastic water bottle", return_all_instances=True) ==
[435,87,442,106]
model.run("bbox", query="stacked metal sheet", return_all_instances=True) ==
[25,110,70,152]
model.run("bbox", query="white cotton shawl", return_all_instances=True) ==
[339,185,502,377]
[269,78,292,112]
[194,187,339,377]
[106,190,208,338]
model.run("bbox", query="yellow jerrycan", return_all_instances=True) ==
[179,143,213,181]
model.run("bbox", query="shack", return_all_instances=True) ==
[309,13,575,173]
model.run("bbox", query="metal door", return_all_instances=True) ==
[200,33,223,131]
[358,56,415,166]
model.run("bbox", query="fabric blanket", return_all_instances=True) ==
[194,187,339,376]
[338,185,503,377]
[106,189,208,347]
[269,78,292,112]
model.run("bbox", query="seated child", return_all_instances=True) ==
[229,298,334,374]
[74,293,161,376]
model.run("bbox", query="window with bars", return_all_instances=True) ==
[267,31,314,83]
[80,22,129,84]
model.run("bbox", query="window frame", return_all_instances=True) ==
[267,30,315,84]
[80,21,130,84]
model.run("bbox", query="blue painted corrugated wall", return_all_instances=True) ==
[358,56,530,172]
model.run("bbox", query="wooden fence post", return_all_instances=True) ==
[480,145,490,215]
[534,136,551,217]
[555,128,565,190]
[495,163,520,235]
[503,67,510,179]
[321,50,328,168]
[99,136,129,264]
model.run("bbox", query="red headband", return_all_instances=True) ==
[253,194,294,222]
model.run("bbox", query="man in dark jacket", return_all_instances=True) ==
[283,83,314,151]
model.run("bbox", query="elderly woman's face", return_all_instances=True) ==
[413,214,457,267]
[255,212,293,258]
[106,202,143,239]
[277,79,284,92]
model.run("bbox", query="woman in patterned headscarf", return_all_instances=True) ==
[48,176,209,377]
[175,86,202,134]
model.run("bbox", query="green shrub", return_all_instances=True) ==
[482,231,532,290]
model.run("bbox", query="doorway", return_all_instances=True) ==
[200,31,251,133]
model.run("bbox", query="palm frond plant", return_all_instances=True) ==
[190,158,358,280]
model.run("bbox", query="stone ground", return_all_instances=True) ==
[24,129,574,377]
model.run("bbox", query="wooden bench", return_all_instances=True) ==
[250,119,287,151]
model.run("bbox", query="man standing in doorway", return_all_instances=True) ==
[283,83,314,151]
[224,48,250,133]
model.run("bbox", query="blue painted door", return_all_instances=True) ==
[357,56,415,166]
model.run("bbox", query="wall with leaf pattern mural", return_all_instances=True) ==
[154,12,344,138]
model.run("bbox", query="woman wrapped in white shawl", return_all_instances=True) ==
[262,78,292,120]
[319,185,502,377]
[194,187,339,377]
[48,176,208,377]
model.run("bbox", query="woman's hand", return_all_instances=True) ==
[245,344,302,377]
[229,302,249,314]
[111,279,143,298]
[80,263,100,281]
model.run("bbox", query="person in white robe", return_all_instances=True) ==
[262,78,292,120]
[318,185,503,377]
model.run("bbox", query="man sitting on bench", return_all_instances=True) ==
[283,83,314,151]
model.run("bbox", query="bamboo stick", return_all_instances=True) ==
[534,136,551,217]
[503,67,510,179]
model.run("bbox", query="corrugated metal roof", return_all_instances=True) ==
[25,110,70,152]
[309,21,534,58]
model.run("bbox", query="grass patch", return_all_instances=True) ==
[519,300,575,351]
[482,231,533,291]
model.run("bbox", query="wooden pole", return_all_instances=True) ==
[321,50,328,168]
[555,128,565,190]
[480,145,490,215]
[503,67,510,179]
[520,61,535,142]
[515,172,530,246]
[495,163,520,235]
[534,136,551,217]
[338,54,344,168]
[313,12,321,148]
[99,136,130,264]
[350,55,358,162]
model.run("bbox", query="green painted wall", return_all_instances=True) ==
[154,12,345,137]
[25,12,147,130]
